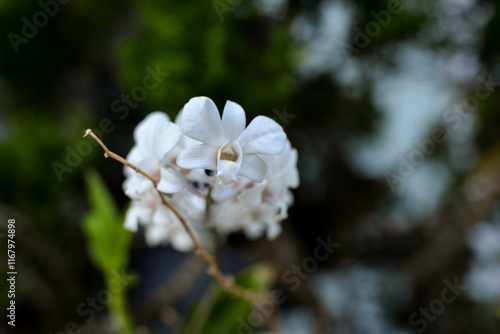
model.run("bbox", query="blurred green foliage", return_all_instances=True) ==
[116,0,293,117]
[82,169,132,273]
[82,170,135,334]
[180,264,276,334]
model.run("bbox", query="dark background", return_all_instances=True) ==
[1,0,500,333]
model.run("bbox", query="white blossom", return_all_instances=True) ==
[123,112,185,198]
[209,140,299,239]
[176,96,287,185]
[122,97,299,251]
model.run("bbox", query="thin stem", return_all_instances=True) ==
[204,177,217,217]
[106,271,135,334]
[84,129,263,303]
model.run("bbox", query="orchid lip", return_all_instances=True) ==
[219,145,238,161]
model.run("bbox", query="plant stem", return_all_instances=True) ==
[84,129,265,304]
[106,271,135,334]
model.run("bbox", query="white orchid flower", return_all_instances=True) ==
[121,97,299,249]
[176,96,287,185]
[123,112,185,199]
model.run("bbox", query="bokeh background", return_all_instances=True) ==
[1,0,500,333]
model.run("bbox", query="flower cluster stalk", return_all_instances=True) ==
[84,129,261,303]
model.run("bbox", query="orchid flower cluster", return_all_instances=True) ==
[123,97,299,251]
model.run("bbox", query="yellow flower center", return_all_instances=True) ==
[220,145,237,161]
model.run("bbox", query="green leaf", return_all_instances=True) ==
[82,169,133,274]
[180,263,276,334]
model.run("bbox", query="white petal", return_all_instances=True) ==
[173,190,206,221]
[215,141,243,185]
[237,182,266,207]
[266,140,292,176]
[216,160,241,185]
[181,97,224,146]
[124,206,140,231]
[238,116,287,155]
[284,190,294,206]
[176,144,217,170]
[239,154,267,182]
[124,199,154,231]
[157,168,185,193]
[134,112,169,144]
[124,174,155,199]
[210,200,251,234]
[267,223,282,240]
[124,146,143,175]
[244,222,265,239]
[138,157,161,179]
[221,100,246,141]
[155,122,182,162]
[144,224,169,246]
[286,148,300,188]
[170,230,194,252]
[137,178,155,195]
[210,182,241,202]
[174,109,183,126]
[152,205,174,226]
[264,142,299,191]
[134,112,181,161]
